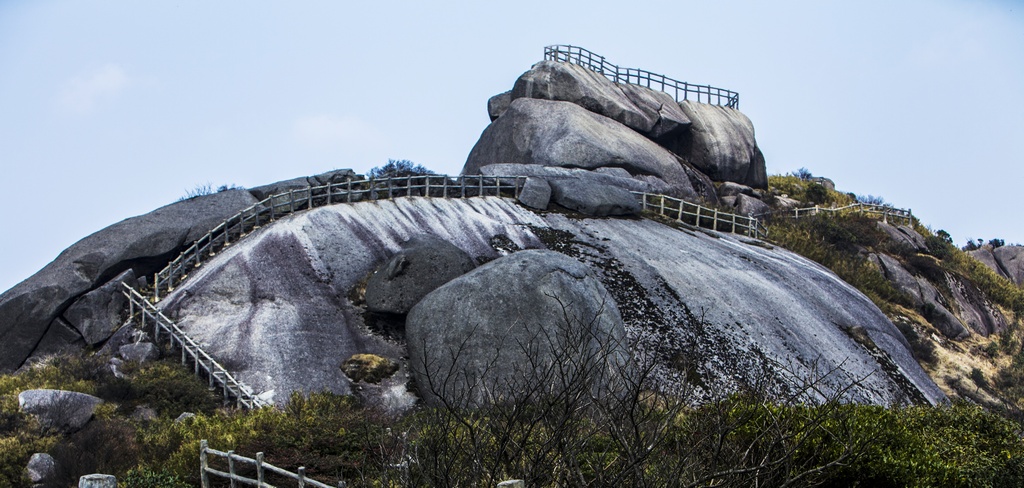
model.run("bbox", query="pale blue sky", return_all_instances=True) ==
[1,0,1022,292]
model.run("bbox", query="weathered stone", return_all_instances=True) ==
[877,222,927,252]
[157,198,546,408]
[481,163,667,195]
[119,342,159,363]
[464,98,703,200]
[364,235,476,315]
[341,354,399,383]
[26,453,56,484]
[19,389,102,433]
[946,274,1007,336]
[0,189,260,372]
[994,245,1024,286]
[79,474,117,488]
[174,412,196,423]
[98,325,147,357]
[771,195,802,211]
[249,169,358,201]
[617,83,692,141]
[548,179,642,217]
[406,250,628,407]
[517,177,551,210]
[874,254,969,339]
[675,101,767,189]
[969,247,1008,280]
[512,60,656,133]
[718,182,757,198]
[63,269,135,346]
[734,194,770,217]
[487,90,512,121]
[131,405,158,422]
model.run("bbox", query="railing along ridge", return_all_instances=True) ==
[634,192,767,239]
[544,44,740,109]
[150,175,528,300]
[767,202,914,226]
[201,440,341,488]
[122,283,269,409]
[149,175,773,302]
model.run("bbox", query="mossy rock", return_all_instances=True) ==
[340,354,398,384]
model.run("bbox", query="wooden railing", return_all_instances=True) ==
[122,283,269,409]
[152,175,527,300]
[544,44,740,109]
[769,203,914,226]
[200,440,343,488]
[634,192,767,239]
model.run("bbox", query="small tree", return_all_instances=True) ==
[368,160,436,179]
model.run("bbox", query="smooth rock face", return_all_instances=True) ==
[0,189,260,372]
[675,101,767,189]
[947,274,1007,336]
[548,179,642,217]
[994,245,1024,285]
[406,250,628,407]
[512,60,657,134]
[464,98,702,200]
[364,234,477,314]
[872,254,969,339]
[158,196,943,407]
[63,269,135,346]
[734,193,770,217]
[26,453,56,484]
[877,222,927,253]
[488,91,512,121]
[617,83,692,141]
[159,197,547,408]
[19,389,102,433]
[517,177,551,210]
[970,248,1008,280]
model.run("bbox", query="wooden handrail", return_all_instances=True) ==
[544,45,740,109]
[122,283,269,409]
[201,440,342,488]
[633,192,767,239]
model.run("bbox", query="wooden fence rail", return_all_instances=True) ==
[634,192,767,239]
[152,175,527,300]
[122,283,269,409]
[767,202,914,226]
[544,44,740,109]
[201,440,342,488]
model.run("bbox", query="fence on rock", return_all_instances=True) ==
[200,440,342,488]
[544,44,740,109]
[634,192,767,239]
[151,175,528,300]
[768,202,914,226]
[122,283,269,409]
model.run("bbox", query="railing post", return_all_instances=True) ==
[256,452,265,487]
[388,178,393,199]
[347,180,353,203]
[695,206,701,227]
[298,467,306,488]
[713,209,719,231]
[228,450,237,488]
[200,440,210,488]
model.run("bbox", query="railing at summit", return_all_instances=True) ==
[544,44,740,109]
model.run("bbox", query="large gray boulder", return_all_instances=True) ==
[994,245,1024,286]
[18,389,102,433]
[464,98,705,200]
[517,177,551,210]
[675,101,767,189]
[0,189,261,372]
[877,222,927,253]
[158,197,547,408]
[62,269,135,346]
[79,474,117,488]
[512,60,657,134]
[969,247,1008,280]
[548,179,642,217]
[406,250,628,407]
[734,193,771,217]
[947,274,1007,336]
[488,90,512,121]
[364,234,476,314]
[249,168,358,200]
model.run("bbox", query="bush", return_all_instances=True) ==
[368,159,436,179]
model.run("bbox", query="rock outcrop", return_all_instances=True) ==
[248,168,358,201]
[674,101,767,189]
[157,197,944,407]
[364,234,476,314]
[465,98,706,200]
[18,389,102,433]
[0,189,261,372]
[406,250,628,407]
[971,245,1024,286]
[467,56,767,201]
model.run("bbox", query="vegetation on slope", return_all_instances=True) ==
[3,353,1024,487]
